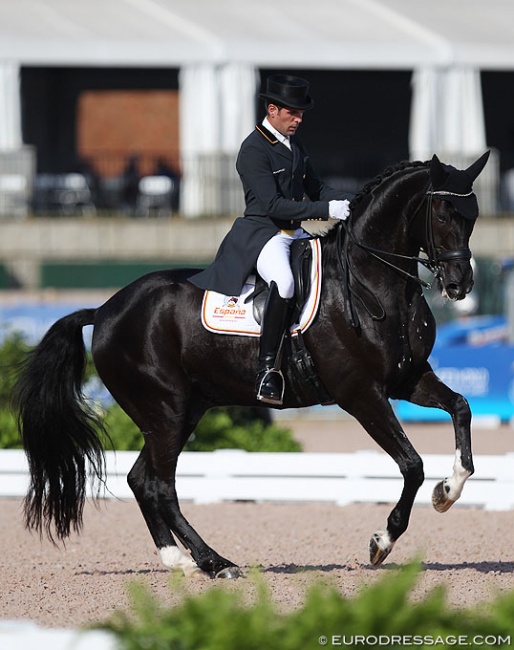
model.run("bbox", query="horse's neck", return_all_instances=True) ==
[320,167,430,288]
[351,168,428,254]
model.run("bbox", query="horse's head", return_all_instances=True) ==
[425,151,490,301]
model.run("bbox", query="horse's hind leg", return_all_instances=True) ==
[402,366,474,513]
[345,394,425,566]
[124,407,242,579]
[127,449,199,575]
[96,344,242,578]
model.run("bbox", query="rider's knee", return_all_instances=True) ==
[275,277,294,300]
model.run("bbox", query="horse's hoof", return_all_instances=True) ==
[432,480,455,513]
[369,531,394,566]
[215,565,244,579]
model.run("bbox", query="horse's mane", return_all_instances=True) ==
[312,159,430,240]
[349,159,429,211]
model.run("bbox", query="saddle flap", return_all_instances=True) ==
[201,238,322,337]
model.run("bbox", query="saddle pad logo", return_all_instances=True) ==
[201,238,322,337]
[214,295,248,318]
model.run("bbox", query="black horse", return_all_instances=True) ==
[14,153,489,578]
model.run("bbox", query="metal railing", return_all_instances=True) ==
[0,148,504,219]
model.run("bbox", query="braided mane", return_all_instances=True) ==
[349,159,429,211]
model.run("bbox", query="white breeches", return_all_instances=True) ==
[256,228,310,299]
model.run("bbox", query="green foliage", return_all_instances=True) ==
[0,332,30,408]
[101,405,144,451]
[100,403,300,453]
[98,563,514,650]
[0,333,31,447]
[0,409,21,448]
[185,407,301,452]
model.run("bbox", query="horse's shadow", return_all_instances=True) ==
[262,563,351,574]
[75,560,514,578]
[262,561,514,575]
[422,561,514,574]
[76,568,170,577]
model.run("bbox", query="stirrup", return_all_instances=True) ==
[256,368,285,405]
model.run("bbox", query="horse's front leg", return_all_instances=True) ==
[344,394,425,566]
[402,365,474,513]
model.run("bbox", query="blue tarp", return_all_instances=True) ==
[395,316,514,422]
[0,302,96,345]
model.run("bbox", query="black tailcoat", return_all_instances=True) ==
[190,124,349,295]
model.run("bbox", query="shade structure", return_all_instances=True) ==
[1,0,512,216]
[409,66,486,162]
[0,61,22,150]
[179,63,258,217]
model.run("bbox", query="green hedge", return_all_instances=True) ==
[98,562,513,649]
[0,334,300,453]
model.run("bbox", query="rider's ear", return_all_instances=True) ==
[430,154,448,189]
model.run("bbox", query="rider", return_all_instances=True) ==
[191,74,352,405]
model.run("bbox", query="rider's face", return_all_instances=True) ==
[267,104,304,137]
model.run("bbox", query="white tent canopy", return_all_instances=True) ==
[409,66,487,161]
[179,63,258,216]
[0,61,22,150]
[0,0,511,215]
[1,0,514,70]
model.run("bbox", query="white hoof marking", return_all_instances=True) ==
[372,530,395,555]
[159,545,200,576]
[442,449,472,502]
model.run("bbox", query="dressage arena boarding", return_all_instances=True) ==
[1,417,513,649]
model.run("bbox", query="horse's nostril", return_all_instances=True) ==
[445,283,465,301]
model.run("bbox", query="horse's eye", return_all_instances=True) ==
[436,212,450,224]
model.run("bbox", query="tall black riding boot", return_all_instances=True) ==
[255,281,290,405]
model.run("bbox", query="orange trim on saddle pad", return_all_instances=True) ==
[201,238,322,337]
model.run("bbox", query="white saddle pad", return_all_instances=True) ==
[201,238,322,337]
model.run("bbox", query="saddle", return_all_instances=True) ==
[247,238,334,406]
[201,237,333,404]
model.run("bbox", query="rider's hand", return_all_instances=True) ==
[329,199,351,221]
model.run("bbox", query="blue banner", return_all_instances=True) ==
[395,317,514,422]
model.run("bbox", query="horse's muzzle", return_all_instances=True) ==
[439,263,474,301]
[435,247,473,301]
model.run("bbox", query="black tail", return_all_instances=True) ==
[13,308,105,541]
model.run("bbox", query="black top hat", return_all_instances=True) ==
[259,74,314,111]
[429,151,490,220]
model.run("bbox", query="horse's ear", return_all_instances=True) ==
[465,151,491,182]
[430,154,448,188]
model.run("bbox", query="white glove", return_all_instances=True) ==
[329,199,351,221]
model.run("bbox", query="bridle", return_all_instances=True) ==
[336,180,475,328]
[340,184,474,291]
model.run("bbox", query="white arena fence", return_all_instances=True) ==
[1,448,513,511]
